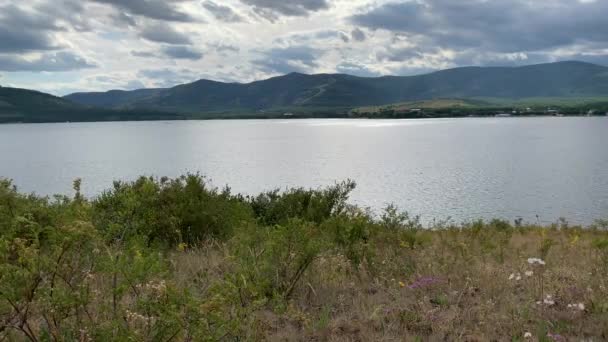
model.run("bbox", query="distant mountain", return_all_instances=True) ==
[3,61,607,124]
[64,61,608,114]
[0,86,185,123]
[65,88,164,108]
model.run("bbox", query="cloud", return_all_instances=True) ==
[253,46,322,74]
[140,23,192,45]
[275,30,346,45]
[351,0,608,53]
[91,0,193,22]
[339,32,350,43]
[131,51,158,58]
[111,11,138,27]
[89,74,147,90]
[161,46,203,60]
[336,62,379,77]
[202,1,244,23]
[36,0,92,31]
[351,28,366,42]
[124,79,147,90]
[0,27,59,54]
[208,43,240,53]
[0,52,96,72]
[240,0,329,21]
[137,68,196,87]
[0,4,62,53]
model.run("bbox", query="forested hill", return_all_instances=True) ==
[64,61,608,114]
[0,86,185,123]
[2,61,608,123]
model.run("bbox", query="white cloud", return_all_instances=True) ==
[0,0,606,94]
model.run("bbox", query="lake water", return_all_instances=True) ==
[1,117,607,224]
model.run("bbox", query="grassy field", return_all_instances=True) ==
[351,97,608,117]
[1,176,607,341]
[353,99,487,114]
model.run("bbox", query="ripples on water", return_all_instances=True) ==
[1,117,607,224]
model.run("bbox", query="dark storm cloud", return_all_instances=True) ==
[253,46,322,74]
[240,0,329,21]
[351,0,608,53]
[161,46,203,60]
[0,52,95,72]
[91,0,193,22]
[140,23,192,45]
[202,1,244,22]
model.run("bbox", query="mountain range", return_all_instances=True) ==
[2,61,608,123]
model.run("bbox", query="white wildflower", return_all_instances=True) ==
[543,295,555,306]
[524,332,532,338]
[509,273,523,281]
[527,258,546,266]
[569,303,585,311]
[543,299,555,305]
[525,271,534,277]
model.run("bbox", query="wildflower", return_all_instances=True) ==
[509,273,522,281]
[408,276,441,289]
[399,281,405,288]
[524,332,532,339]
[543,295,555,306]
[527,258,546,266]
[177,242,187,252]
[547,332,565,341]
[567,303,585,311]
[525,271,534,277]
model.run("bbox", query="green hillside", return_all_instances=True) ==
[64,61,608,115]
[0,86,185,123]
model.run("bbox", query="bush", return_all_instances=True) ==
[230,219,324,302]
[92,174,254,245]
[248,180,356,226]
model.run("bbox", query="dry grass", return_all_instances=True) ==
[172,228,608,341]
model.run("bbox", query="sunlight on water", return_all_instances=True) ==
[1,117,607,224]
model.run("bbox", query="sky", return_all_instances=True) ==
[0,0,607,95]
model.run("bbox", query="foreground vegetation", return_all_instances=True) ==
[1,175,607,341]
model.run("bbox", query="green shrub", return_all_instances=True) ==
[92,174,254,245]
[322,208,376,268]
[248,180,356,226]
[231,219,324,302]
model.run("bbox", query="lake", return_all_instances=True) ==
[1,117,607,225]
